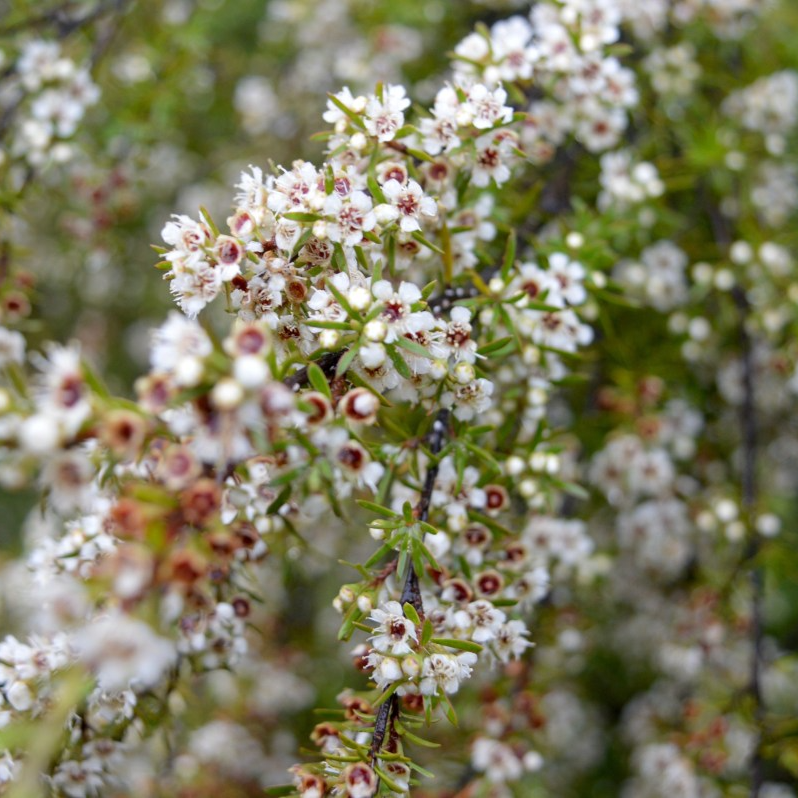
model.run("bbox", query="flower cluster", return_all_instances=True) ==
[2,40,99,169]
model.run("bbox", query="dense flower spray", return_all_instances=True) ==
[0,0,796,796]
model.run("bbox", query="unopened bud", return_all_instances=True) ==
[349,286,372,311]
[488,277,505,295]
[357,594,373,613]
[319,329,340,349]
[453,361,475,384]
[429,359,448,380]
[211,378,244,410]
[364,319,388,342]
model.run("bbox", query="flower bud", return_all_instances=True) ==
[369,526,385,541]
[359,343,386,368]
[453,361,475,384]
[505,455,525,476]
[211,377,244,410]
[350,132,367,151]
[303,392,334,425]
[319,329,340,349]
[756,514,780,537]
[339,388,380,425]
[174,356,204,387]
[429,359,448,380]
[357,594,373,613]
[401,656,421,678]
[348,286,372,311]
[234,355,269,389]
[338,586,355,605]
[488,277,505,294]
[364,319,388,342]
[544,453,561,475]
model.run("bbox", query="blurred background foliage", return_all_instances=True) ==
[1,0,798,794]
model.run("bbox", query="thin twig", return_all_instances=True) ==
[369,409,450,771]
[283,349,345,391]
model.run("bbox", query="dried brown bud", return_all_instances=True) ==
[475,569,504,597]
[101,409,147,459]
[180,478,221,526]
[484,484,510,513]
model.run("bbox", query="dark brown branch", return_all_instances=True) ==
[369,409,450,770]
[283,349,345,392]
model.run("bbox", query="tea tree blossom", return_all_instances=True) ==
[0,0,795,796]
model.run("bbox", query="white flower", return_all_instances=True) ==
[372,280,434,343]
[547,252,587,305]
[369,600,418,655]
[51,759,105,798]
[466,84,514,129]
[150,312,212,383]
[442,377,495,421]
[492,620,533,663]
[419,651,477,695]
[323,87,366,126]
[0,327,25,367]
[366,650,404,690]
[323,191,376,247]
[472,737,524,783]
[379,179,437,233]
[432,306,478,363]
[363,84,410,142]
[73,614,177,693]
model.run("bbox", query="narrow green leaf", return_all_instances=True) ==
[387,345,412,379]
[421,618,433,646]
[478,336,515,356]
[326,92,366,128]
[357,500,399,518]
[281,211,321,222]
[395,336,433,359]
[431,638,483,654]
[549,478,590,501]
[304,319,352,331]
[199,206,220,237]
[374,766,404,793]
[403,602,420,625]
[406,147,433,163]
[395,721,441,748]
[501,230,516,281]
[263,786,295,796]
[266,484,292,515]
[325,273,359,319]
[338,603,362,641]
[373,680,402,707]
[336,343,360,377]
[462,441,501,474]
[441,692,458,726]
[466,509,514,539]
[367,174,386,204]
[365,542,394,569]
[307,362,332,399]
[354,245,370,273]
[412,231,444,255]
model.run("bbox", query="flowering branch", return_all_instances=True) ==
[370,409,449,771]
